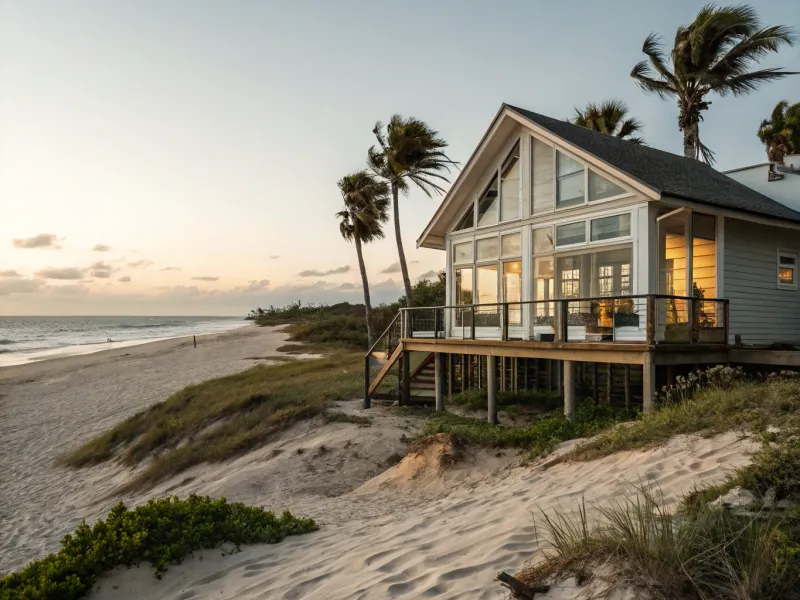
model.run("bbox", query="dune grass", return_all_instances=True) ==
[61,353,364,490]
[448,388,561,412]
[0,495,317,600]
[565,373,800,463]
[414,400,635,459]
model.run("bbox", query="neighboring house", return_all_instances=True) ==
[724,160,800,212]
[417,104,800,347]
[366,104,800,415]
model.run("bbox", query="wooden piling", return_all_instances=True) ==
[563,360,576,422]
[435,353,444,412]
[487,355,498,424]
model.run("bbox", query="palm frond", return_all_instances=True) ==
[631,61,677,99]
[719,68,800,96]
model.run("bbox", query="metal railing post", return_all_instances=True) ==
[646,295,656,345]
[723,300,730,346]
[470,305,476,340]
[688,297,698,344]
[502,303,509,341]
[433,308,440,339]
[559,300,569,342]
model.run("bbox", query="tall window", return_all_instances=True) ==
[477,175,499,227]
[503,261,522,325]
[534,257,555,317]
[500,142,520,221]
[531,137,554,214]
[692,213,716,299]
[454,267,473,304]
[556,152,584,208]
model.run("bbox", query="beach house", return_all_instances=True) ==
[366,104,800,417]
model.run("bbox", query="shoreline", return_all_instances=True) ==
[0,322,258,382]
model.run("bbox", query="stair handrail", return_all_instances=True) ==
[365,311,402,357]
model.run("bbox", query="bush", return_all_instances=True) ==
[0,495,317,600]
[449,388,561,411]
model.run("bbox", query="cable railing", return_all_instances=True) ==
[397,294,729,345]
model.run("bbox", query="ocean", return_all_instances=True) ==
[0,316,250,367]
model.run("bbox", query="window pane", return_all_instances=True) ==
[556,221,586,246]
[476,237,499,260]
[779,255,796,266]
[453,242,473,263]
[534,256,555,318]
[556,255,582,298]
[557,152,583,177]
[500,143,520,221]
[454,267,473,304]
[588,171,626,202]
[591,248,633,297]
[692,214,716,298]
[779,267,795,285]
[693,213,716,241]
[503,261,522,325]
[454,205,474,231]
[557,172,585,208]
[532,137,554,214]
[590,214,631,241]
[779,253,796,286]
[533,227,554,254]
[477,175,499,227]
[501,233,521,257]
[477,264,498,304]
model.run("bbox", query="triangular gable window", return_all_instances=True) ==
[454,204,475,231]
[588,170,626,202]
[477,175,499,227]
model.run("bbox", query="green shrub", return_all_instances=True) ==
[0,495,317,600]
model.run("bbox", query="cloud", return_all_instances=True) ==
[161,266,181,271]
[0,270,21,277]
[35,267,85,280]
[0,277,44,295]
[268,255,281,260]
[297,265,350,277]
[244,279,270,291]
[89,261,116,279]
[92,244,111,252]
[128,259,153,269]
[335,282,356,291]
[191,276,219,282]
[118,276,131,283]
[12,233,61,249]
[417,270,441,281]
[380,262,401,274]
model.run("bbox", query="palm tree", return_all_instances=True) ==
[368,115,455,308]
[571,100,645,144]
[336,170,390,346]
[631,4,796,164]
[757,100,800,162]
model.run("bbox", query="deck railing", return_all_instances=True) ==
[399,294,730,345]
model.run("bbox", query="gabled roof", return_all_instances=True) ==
[417,104,800,249]
[506,105,800,223]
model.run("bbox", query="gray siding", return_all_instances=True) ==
[724,218,800,345]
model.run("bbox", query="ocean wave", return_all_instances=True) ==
[0,339,16,345]
[115,322,187,330]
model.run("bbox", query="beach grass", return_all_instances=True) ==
[0,495,317,600]
[61,353,364,490]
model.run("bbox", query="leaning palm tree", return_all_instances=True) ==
[368,115,455,308]
[757,100,800,162]
[571,100,645,144]
[336,170,390,346]
[631,4,796,164]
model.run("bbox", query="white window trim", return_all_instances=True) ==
[550,147,635,213]
[777,249,798,290]
[452,239,474,266]
[551,210,634,250]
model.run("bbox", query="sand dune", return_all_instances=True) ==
[0,330,757,598]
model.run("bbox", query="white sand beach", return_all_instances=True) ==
[0,328,757,599]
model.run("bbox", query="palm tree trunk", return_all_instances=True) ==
[680,106,699,160]
[354,234,374,347]
[392,181,414,308]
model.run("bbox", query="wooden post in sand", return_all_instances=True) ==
[434,353,444,412]
[563,360,576,422]
[643,352,656,412]
[487,355,498,425]
[193,335,197,348]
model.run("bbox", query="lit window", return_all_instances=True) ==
[590,214,631,241]
[778,251,798,289]
[556,221,586,246]
[556,152,584,208]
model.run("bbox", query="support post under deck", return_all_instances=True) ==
[643,352,656,412]
[487,355,498,425]
[564,360,576,422]
[401,350,411,406]
[435,353,444,412]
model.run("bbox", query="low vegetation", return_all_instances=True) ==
[565,368,800,463]
[448,388,561,412]
[415,400,635,459]
[62,354,363,490]
[0,495,316,600]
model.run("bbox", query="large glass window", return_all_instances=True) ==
[532,137,554,214]
[477,264,498,304]
[454,205,475,231]
[593,248,633,297]
[556,152,584,208]
[453,241,473,264]
[588,170,626,202]
[692,213,716,299]
[476,237,499,260]
[477,175,499,227]
[659,211,688,298]
[533,227,554,254]
[454,267,473,304]
[591,214,631,242]
[558,256,582,298]
[556,221,586,246]
[503,261,522,325]
[501,233,521,257]
[500,142,520,221]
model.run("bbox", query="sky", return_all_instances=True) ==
[1,0,798,316]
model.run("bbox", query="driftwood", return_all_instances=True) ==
[496,571,550,599]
